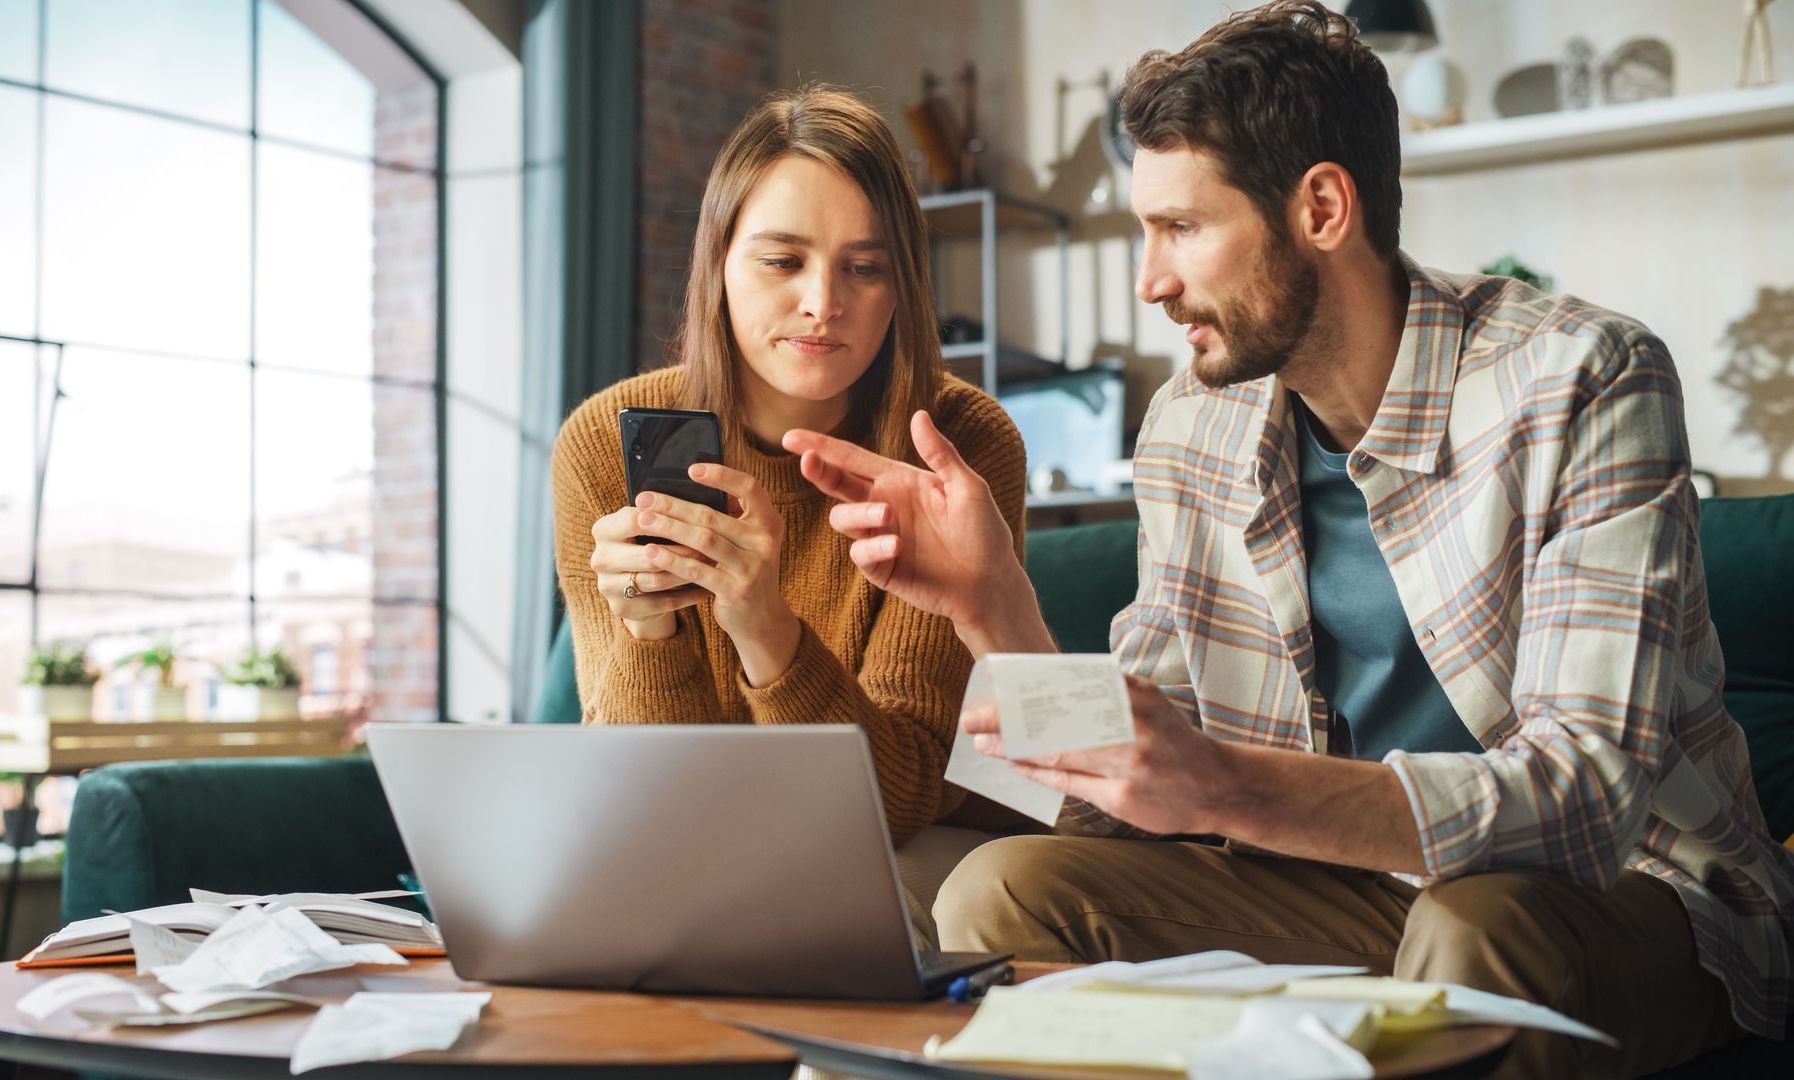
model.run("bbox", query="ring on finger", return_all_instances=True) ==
[623,572,640,599]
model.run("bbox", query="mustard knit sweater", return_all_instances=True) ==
[550,366,1027,844]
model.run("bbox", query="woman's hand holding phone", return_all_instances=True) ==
[635,462,802,688]
[588,509,712,641]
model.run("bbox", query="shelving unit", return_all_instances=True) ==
[920,188,1071,393]
[1402,82,1794,176]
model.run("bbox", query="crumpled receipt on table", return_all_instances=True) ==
[288,991,490,1074]
[151,903,405,993]
[13,972,322,1027]
[943,653,1134,825]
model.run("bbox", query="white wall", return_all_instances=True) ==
[778,0,1794,490]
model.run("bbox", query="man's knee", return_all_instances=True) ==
[933,835,1072,958]
[1396,872,1579,987]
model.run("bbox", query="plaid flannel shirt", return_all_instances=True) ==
[1094,255,1794,1037]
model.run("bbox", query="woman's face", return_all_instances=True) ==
[722,155,896,435]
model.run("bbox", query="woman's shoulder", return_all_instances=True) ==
[930,375,1021,456]
[559,367,687,448]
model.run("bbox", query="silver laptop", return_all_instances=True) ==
[365,723,1008,1000]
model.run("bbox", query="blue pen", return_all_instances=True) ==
[947,963,1014,1003]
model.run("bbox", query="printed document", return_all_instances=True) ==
[943,653,1133,825]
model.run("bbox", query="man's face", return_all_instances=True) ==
[1131,146,1320,389]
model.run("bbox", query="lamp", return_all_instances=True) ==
[1343,0,1439,53]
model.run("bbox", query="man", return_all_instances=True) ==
[782,2,1793,1075]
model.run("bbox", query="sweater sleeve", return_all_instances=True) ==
[738,387,1029,844]
[550,398,723,725]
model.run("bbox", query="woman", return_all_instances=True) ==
[549,88,1027,885]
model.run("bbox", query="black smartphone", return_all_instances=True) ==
[619,408,726,544]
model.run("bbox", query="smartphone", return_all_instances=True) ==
[619,408,726,544]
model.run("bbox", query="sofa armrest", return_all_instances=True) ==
[61,756,412,924]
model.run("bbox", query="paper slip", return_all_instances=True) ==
[288,992,490,1074]
[943,653,1133,825]
[926,986,1243,1071]
[1020,951,1263,993]
[193,889,418,906]
[1177,998,1377,1080]
[152,904,406,994]
[16,973,161,1021]
[122,914,199,974]
[1442,984,1617,1047]
[76,999,300,1027]
[1020,950,1368,997]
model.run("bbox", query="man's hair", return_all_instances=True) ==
[1119,0,1402,259]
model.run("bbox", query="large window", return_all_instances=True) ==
[0,0,443,728]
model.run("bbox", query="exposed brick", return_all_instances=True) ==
[634,0,777,372]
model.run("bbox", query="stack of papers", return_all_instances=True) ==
[927,950,1617,1079]
[20,889,441,967]
[15,889,476,1074]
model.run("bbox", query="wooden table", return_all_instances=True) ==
[0,959,1514,1078]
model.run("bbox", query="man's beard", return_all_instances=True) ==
[1164,231,1321,389]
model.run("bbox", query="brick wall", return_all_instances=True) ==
[369,84,441,724]
[635,0,778,370]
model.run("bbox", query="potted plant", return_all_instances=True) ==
[214,646,302,721]
[19,642,98,721]
[114,642,186,722]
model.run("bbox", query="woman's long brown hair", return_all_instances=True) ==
[673,86,941,463]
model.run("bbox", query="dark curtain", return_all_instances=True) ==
[513,0,639,723]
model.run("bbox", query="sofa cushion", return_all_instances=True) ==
[1026,518,1140,652]
[531,616,581,724]
[1699,495,1794,840]
[61,756,414,924]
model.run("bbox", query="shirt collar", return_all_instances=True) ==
[1353,253,1464,476]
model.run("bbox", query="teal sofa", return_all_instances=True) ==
[56,501,1794,1070]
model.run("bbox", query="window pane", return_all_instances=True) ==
[37,348,250,596]
[256,596,372,719]
[257,0,371,159]
[0,85,36,338]
[40,98,250,359]
[255,368,434,602]
[0,0,39,83]
[43,0,250,130]
[256,143,371,376]
[38,593,249,721]
[0,343,33,584]
[258,0,436,170]
[0,590,25,717]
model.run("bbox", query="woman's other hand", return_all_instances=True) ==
[588,507,710,640]
[634,463,802,686]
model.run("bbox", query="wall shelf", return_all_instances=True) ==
[921,188,1070,393]
[1402,82,1794,176]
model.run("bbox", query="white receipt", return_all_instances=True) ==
[1442,984,1617,1046]
[122,914,200,974]
[288,992,490,1074]
[16,973,161,1021]
[152,904,406,994]
[943,654,1134,825]
[1020,951,1367,996]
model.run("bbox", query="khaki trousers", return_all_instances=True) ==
[894,825,999,949]
[934,837,1743,1078]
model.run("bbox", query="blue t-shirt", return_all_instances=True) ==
[1294,399,1481,761]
